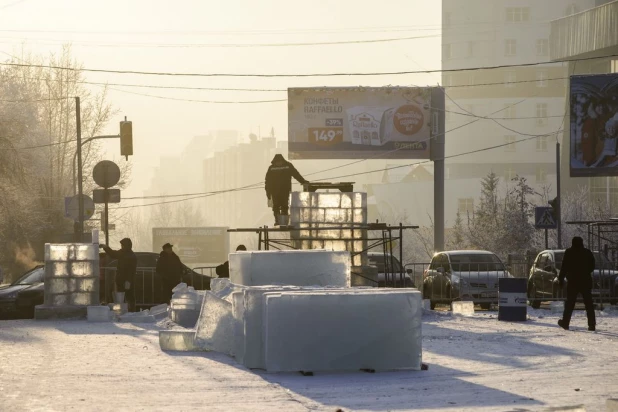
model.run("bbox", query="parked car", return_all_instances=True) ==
[423,250,512,310]
[102,252,213,308]
[0,265,44,319]
[367,252,414,287]
[527,249,618,308]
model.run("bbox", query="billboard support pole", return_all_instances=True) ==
[556,141,562,249]
[432,88,446,253]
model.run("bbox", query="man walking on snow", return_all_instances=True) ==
[265,154,307,226]
[558,236,596,331]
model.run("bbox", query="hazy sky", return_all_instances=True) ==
[0,0,441,195]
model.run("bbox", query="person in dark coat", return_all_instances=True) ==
[265,154,307,226]
[156,243,184,304]
[558,236,596,331]
[216,245,247,278]
[101,238,137,312]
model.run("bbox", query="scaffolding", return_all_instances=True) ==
[227,223,419,287]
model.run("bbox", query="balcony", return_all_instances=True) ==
[550,0,618,61]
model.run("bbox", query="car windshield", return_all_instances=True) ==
[449,254,505,272]
[368,255,403,273]
[555,252,612,270]
[13,267,44,285]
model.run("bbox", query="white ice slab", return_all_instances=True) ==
[229,250,351,287]
[194,291,234,355]
[231,291,245,363]
[87,306,111,322]
[452,301,475,316]
[159,330,198,352]
[210,278,231,294]
[264,290,422,372]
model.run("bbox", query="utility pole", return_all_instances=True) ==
[433,88,446,253]
[556,141,562,249]
[76,97,84,242]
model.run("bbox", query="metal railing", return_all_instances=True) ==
[101,267,215,309]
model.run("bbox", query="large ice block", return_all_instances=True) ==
[194,291,234,355]
[229,250,351,287]
[231,291,245,364]
[451,301,475,316]
[159,330,198,351]
[264,290,422,372]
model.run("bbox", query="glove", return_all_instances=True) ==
[267,198,273,207]
[124,281,131,290]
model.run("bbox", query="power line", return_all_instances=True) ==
[107,87,286,104]
[0,53,616,79]
[0,33,440,48]
[117,98,534,204]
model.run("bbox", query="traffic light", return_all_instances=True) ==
[548,197,558,221]
[120,120,133,160]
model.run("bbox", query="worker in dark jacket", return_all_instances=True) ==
[558,236,596,331]
[216,245,247,278]
[265,154,307,226]
[156,243,184,304]
[101,238,137,312]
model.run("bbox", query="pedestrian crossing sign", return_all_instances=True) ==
[535,207,557,229]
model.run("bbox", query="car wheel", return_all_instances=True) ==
[430,300,437,310]
[480,303,491,310]
[528,283,541,309]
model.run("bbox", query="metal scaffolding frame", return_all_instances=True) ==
[227,223,419,287]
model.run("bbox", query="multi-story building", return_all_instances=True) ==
[441,0,595,220]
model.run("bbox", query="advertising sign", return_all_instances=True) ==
[570,73,618,177]
[288,87,439,159]
[152,227,229,264]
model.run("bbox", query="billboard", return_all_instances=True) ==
[288,87,440,159]
[570,73,618,177]
[152,227,229,265]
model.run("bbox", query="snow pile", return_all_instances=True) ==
[159,250,423,373]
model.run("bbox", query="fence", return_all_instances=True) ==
[101,267,216,309]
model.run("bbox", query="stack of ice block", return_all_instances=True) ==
[229,250,350,287]
[290,192,368,267]
[159,250,423,373]
[35,243,99,319]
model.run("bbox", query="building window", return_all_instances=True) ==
[504,104,517,119]
[505,39,517,57]
[504,70,517,88]
[565,4,578,16]
[536,167,547,184]
[506,7,530,22]
[444,12,452,28]
[536,71,548,88]
[536,103,548,126]
[536,39,549,56]
[458,198,474,214]
[444,44,452,60]
[442,74,452,87]
[505,135,517,152]
[468,41,476,57]
[504,168,517,181]
[537,135,548,152]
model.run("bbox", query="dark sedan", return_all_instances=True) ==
[0,266,44,319]
[528,249,618,308]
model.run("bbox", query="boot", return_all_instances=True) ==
[273,212,280,226]
[558,319,569,330]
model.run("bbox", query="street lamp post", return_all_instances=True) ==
[72,135,121,196]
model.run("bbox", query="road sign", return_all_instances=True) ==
[65,195,95,221]
[535,207,557,229]
[93,189,121,204]
[93,160,121,189]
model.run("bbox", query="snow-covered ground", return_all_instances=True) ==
[1,308,617,411]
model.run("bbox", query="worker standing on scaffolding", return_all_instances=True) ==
[265,154,307,226]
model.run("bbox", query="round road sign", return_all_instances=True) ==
[66,195,95,221]
[93,160,121,188]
